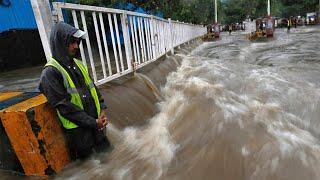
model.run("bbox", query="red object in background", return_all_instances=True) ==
[266,15,274,38]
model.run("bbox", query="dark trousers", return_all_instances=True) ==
[64,127,110,160]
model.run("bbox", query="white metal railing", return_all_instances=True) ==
[48,2,206,86]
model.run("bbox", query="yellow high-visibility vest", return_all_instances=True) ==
[45,58,101,129]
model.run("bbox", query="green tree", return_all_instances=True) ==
[60,0,320,24]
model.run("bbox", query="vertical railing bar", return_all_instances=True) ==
[149,17,156,60]
[138,17,146,62]
[108,13,120,73]
[170,23,173,51]
[154,20,159,58]
[156,20,160,55]
[178,24,180,47]
[177,24,180,48]
[149,20,153,59]
[148,18,153,59]
[149,19,154,60]
[176,24,179,46]
[174,24,177,47]
[174,23,176,46]
[184,25,186,43]
[182,25,184,44]
[169,23,171,52]
[181,24,183,44]
[113,14,124,72]
[99,12,112,76]
[162,22,167,54]
[80,11,97,83]
[140,18,147,62]
[186,25,188,42]
[168,19,173,54]
[164,22,167,53]
[165,22,168,53]
[140,17,146,62]
[120,13,132,71]
[137,17,145,62]
[183,24,185,43]
[133,16,141,64]
[55,4,64,22]
[172,23,175,47]
[179,24,181,46]
[157,20,161,57]
[178,23,180,43]
[92,12,107,79]
[144,18,151,61]
[129,16,138,64]
[160,21,164,54]
[159,21,163,54]
[71,10,87,67]
[165,23,168,53]
[158,21,162,55]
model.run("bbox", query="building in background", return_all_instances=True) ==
[0,0,67,71]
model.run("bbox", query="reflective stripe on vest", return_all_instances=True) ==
[44,58,101,129]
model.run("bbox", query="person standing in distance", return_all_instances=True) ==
[39,22,110,160]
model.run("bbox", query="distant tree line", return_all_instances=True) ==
[60,0,320,24]
[221,0,319,24]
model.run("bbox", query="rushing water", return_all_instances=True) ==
[1,26,320,180]
[53,26,320,180]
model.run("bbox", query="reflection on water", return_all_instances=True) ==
[2,26,320,180]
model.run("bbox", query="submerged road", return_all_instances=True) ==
[55,26,320,180]
[1,26,320,180]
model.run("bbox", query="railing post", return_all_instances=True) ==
[121,13,133,71]
[31,0,53,62]
[150,16,156,59]
[52,2,64,22]
[168,18,174,55]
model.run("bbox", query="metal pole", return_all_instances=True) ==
[267,0,271,16]
[215,0,218,23]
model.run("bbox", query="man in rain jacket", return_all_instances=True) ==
[39,22,110,160]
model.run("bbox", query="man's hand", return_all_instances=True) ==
[96,109,108,131]
[99,109,107,120]
[96,118,107,131]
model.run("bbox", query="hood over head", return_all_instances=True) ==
[50,22,82,66]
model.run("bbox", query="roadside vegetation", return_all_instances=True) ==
[60,0,320,24]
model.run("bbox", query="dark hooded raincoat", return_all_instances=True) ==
[39,22,110,159]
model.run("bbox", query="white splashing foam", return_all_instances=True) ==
[115,94,185,179]
[242,146,250,156]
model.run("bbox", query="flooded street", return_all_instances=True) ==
[1,26,320,180]
[52,26,320,180]
[0,65,42,92]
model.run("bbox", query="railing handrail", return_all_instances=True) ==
[53,2,168,22]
